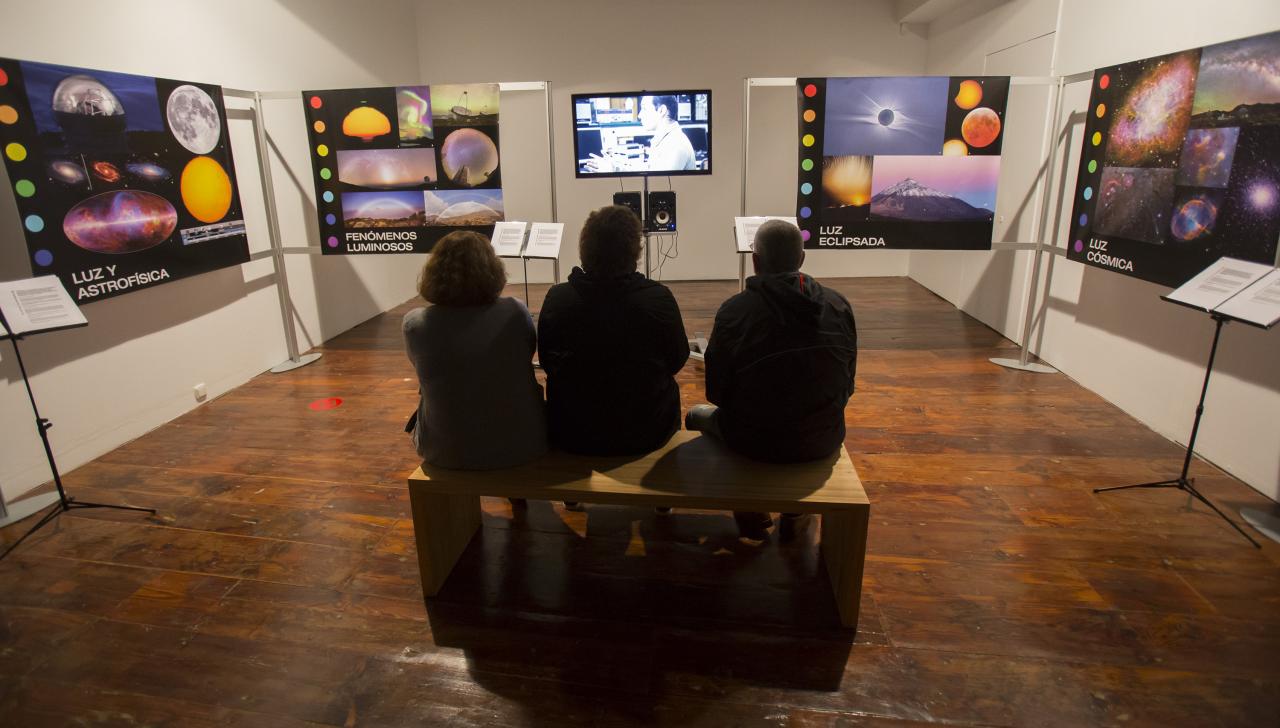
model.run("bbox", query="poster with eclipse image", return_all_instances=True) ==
[1067,31,1280,287]
[302,83,503,255]
[0,58,248,303]
[796,75,1009,250]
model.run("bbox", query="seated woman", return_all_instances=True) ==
[403,230,548,470]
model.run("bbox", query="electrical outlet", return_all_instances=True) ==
[194,382,207,402]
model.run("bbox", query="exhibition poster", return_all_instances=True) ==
[796,75,1009,250]
[1067,30,1280,287]
[0,58,250,303]
[303,83,504,255]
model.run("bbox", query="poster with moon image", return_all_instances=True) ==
[796,75,1009,250]
[1068,30,1280,287]
[302,83,503,254]
[0,58,249,303]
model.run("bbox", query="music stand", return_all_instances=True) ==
[1092,259,1280,549]
[0,277,155,561]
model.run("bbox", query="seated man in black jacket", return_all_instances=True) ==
[686,219,858,538]
[538,205,690,465]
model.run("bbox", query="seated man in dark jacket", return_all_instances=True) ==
[686,220,858,537]
[538,205,690,460]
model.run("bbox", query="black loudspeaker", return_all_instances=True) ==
[612,192,642,221]
[647,191,676,232]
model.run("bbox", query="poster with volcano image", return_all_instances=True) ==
[1067,30,1280,287]
[796,75,1008,250]
[0,57,249,303]
[302,83,502,254]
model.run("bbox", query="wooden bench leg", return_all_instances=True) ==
[820,507,870,631]
[408,489,481,597]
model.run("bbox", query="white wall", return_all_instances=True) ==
[909,0,1280,500]
[0,0,424,502]
[413,0,930,282]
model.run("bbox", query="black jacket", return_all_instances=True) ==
[538,267,690,455]
[705,272,857,463]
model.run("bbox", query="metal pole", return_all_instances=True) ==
[989,75,1064,374]
[545,80,558,225]
[250,92,322,373]
[740,78,751,292]
[643,175,651,278]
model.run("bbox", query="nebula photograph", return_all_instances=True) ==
[337,148,437,189]
[1190,30,1280,121]
[423,189,504,226]
[1104,51,1199,168]
[822,76,948,156]
[1095,166,1177,244]
[341,190,426,228]
[943,76,1009,156]
[1177,127,1239,187]
[1169,187,1224,242]
[869,155,999,221]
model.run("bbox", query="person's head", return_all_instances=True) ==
[639,95,678,131]
[579,205,642,277]
[417,230,507,306]
[752,220,805,275]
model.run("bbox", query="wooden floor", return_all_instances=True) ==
[2,277,1278,727]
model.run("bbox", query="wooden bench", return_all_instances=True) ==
[406,431,871,629]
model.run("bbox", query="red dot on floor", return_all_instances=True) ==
[308,397,343,411]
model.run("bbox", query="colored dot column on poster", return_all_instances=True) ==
[802,134,815,147]
[325,213,336,225]
[801,159,814,171]
[316,144,329,157]
[1098,74,1110,90]
[1078,213,1088,227]
[800,229,811,242]
[309,95,323,109]
[0,68,8,86]
[15,179,34,197]
[33,249,52,266]
[1083,187,1093,201]
[1095,103,1106,118]
[322,190,334,203]
[0,105,18,125]
[1088,159,1097,173]
[24,214,43,232]
[313,120,326,133]
[327,236,339,248]
[800,206,812,219]
[1091,131,1102,146]
[800,182,813,195]
[5,142,26,161]
[803,109,816,123]
[319,167,331,180]
[1074,239,1084,252]
[803,84,818,98]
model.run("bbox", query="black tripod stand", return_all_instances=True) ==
[1093,314,1260,548]
[1,311,155,562]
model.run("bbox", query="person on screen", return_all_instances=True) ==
[584,95,698,173]
[403,231,548,472]
[684,220,858,539]
[538,205,689,466]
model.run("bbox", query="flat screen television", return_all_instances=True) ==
[571,90,712,178]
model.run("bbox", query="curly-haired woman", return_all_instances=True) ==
[403,231,548,469]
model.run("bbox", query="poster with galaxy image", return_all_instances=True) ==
[1068,31,1280,287]
[0,59,249,303]
[303,83,503,255]
[796,76,1008,250]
